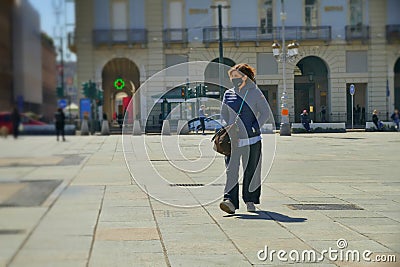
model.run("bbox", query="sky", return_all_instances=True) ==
[28,0,76,61]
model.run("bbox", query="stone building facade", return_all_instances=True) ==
[0,0,14,112]
[73,0,400,127]
[0,0,58,120]
[41,34,58,122]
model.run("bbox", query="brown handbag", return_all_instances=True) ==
[211,90,248,156]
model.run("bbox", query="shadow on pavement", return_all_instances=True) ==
[225,210,307,223]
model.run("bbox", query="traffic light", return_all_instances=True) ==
[187,87,193,98]
[201,85,207,97]
[82,82,87,97]
[96,90,103,106]
[88,80,96,98]
[82,81,96,99]
[56,86,64,98]
[181,87,186,98]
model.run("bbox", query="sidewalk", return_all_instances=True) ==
[0,132,399,266]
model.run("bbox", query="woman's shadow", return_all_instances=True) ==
[226,210,307,223]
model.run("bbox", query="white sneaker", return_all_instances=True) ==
[220,199,235,214]
[246,202,256,212]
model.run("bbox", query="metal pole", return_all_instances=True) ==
[218,4,223,100]
[60,37,64,99]
[386,80,389,121]
[351,94,354,129]
[60,37,71,124]
[279,0,291,136]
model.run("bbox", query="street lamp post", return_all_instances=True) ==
[218,5,224,101]
[272,0,300,136]
[210,4,230,100]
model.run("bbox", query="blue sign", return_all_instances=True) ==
[349,84,355,95]
[58,99,68,109]
[80,98,92,120]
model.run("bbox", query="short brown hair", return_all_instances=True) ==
[228,63,256,82]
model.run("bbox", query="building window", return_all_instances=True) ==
[213,1,229,27]
[168,1,183,29]
[260,0,273,34]
[112,0,128,41]
[305,0,318,28]
[349,0,363,27]
[112,0,127,29]
[167,0,184,41]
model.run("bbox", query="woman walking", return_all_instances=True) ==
[219,63,270,214]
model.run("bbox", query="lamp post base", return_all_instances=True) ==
[280,122,291,136]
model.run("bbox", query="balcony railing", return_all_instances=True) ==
[93,29,148,47]
[345,25,370,43]
[203,26,331,46]
[386,24,400,44]
[163,28,188,47]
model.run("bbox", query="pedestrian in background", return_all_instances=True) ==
[361,107,366,125]
[219,63,269,214]
[391,109,399,130]
[55,108,66,141]
[372,110,383,131]
[198,104,207,135]
[320,106,326,122]
[117,113,123,129]
[300,109,311,132]
[11,106,21,139]
[356,104,361,125]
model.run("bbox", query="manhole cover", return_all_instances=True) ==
[287,204,363,210]
[0,180,62,207]
[169,183,239,187]
[170,183,205,187]
[0,229,25,235]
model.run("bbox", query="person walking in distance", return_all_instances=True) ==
[391,109,400,131]
[219,63,270,214]
[55,108,66,141]
[11,106,21,139]
[320,106,326,122]
[198,105,207,135]
[372,110,383,131]
[300,109,311,132]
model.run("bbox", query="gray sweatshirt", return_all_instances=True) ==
[221,82,270,139]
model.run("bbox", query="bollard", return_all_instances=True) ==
[80,119,89,135]
[101,120,110,135]
[161,120,171,135]
[177,120,189,135]
[132,120,142,135]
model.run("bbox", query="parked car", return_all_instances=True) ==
[188,114,224,132]
[0,111,76,136]
[0,111,46,133]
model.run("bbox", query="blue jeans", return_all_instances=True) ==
[302,122,311,132]
[199,117,205,133]
[224,141,262,209]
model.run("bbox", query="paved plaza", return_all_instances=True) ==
[0,132,399,266]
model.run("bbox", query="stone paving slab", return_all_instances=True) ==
[0,133,399,266]
[0,184,24,203]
